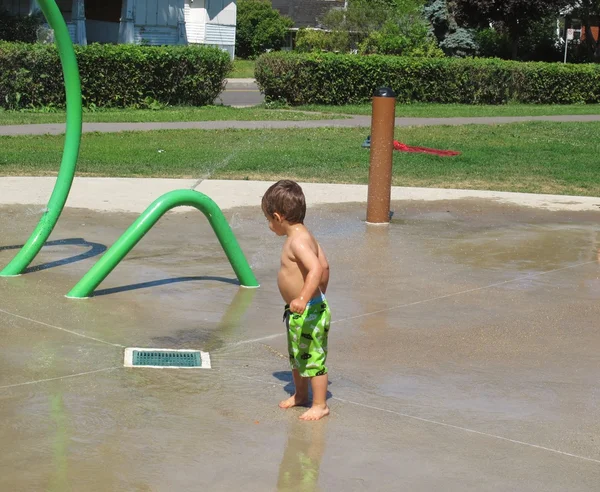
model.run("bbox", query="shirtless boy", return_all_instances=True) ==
[261,180,331,421]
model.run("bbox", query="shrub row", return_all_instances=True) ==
[255,52,600,105]
[0,42,231,109]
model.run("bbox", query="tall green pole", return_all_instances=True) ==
[67,190,259,298]
[0,0,82,277]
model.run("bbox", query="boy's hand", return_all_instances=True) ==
[289,297,307,314]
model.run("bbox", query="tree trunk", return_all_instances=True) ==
[511,34,519,60]
[582,16,595,61]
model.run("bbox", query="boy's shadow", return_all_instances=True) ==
[273,371,333,400]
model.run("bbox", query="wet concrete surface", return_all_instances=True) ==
[1,199,600,490]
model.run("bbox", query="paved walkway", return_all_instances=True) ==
[2,114,600,136]
[1,177,599,213]
[218,78,263,107]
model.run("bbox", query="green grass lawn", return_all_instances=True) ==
[296,103,600,118]
[2,122,600,196]
[0,106,344,125]
[229,59,256,78]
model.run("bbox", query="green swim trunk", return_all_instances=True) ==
[284,295,331,378]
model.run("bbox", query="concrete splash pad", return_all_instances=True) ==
[1,197,600,490]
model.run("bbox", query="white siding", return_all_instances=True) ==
[66,21,76,41]
[204,23,234,46]
[134,25,178,45]
[158,0,168,26]
[136,0,154,25]
[207,0,235,25]
[136,0,179,27]
[184,0,206,44]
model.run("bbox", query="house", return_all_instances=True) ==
[564,16,600,43]
[0,0,237,57]
[271,0,344,28]
[560,5,600,43]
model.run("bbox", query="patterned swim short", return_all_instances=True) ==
[283,294,331,378]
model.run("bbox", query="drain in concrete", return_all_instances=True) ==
[124,348,211,369]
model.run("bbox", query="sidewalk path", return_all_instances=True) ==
[217,78,263,107]
[1,177,599,213]
[2,114,600,136]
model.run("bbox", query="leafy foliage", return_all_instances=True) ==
[454,0,569,58]
[322,0,425,34]
[424,0,478,57]
[256,51,600,105]
[295,29,352,53]
[236,0,294,59]
[358,20,444,56]
[317,0,440,55]
[0,42,231,109]
[0,9,44,43]
[476,17,563,62]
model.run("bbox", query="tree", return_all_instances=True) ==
[322,0,424,35]
[454,0,570,59]
[0,9,44,43]
[358,18,445,56]
[320,0,439,54]
[424,0,479,57]
[236,0,294,59]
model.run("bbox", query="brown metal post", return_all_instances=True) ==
[366,87,396,224]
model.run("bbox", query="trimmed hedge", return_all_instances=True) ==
[0,42,232,109]
[255,52,600,105]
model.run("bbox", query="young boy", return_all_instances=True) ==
[262,180,331,421]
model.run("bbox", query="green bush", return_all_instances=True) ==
[358,21,443,57]
[0,42,231,109]
[255,52,600,105]
[476,20,563,63]
[475,28,512,59]
[424,0,479,58]
[0,9,44,43]
[236,0,293,59]
[295,29,351,53]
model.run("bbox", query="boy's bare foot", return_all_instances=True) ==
[299,404,330,421]
[279,394,309,409]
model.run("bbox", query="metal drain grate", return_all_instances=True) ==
[134,350,200,367]
[124,348,211,369]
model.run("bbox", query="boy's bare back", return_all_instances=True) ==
[278,226,329,304]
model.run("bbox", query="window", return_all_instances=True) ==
[567,19,582,40]
[86,0,122,23]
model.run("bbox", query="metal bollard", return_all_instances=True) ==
[366,87,396,224]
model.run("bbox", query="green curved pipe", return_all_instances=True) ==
[66,190,259,298]
[0,0,82,277]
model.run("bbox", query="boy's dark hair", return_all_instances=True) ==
[262,180,306,224]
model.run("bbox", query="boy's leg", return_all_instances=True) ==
[279,369,309,408]
[299,374,329,421]
[280,307,309,409]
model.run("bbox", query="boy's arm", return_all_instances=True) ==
[289,238,323,314]
[319,248,330,295]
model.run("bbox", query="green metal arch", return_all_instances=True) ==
[66,190,259,298]
[1,0,82,277]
